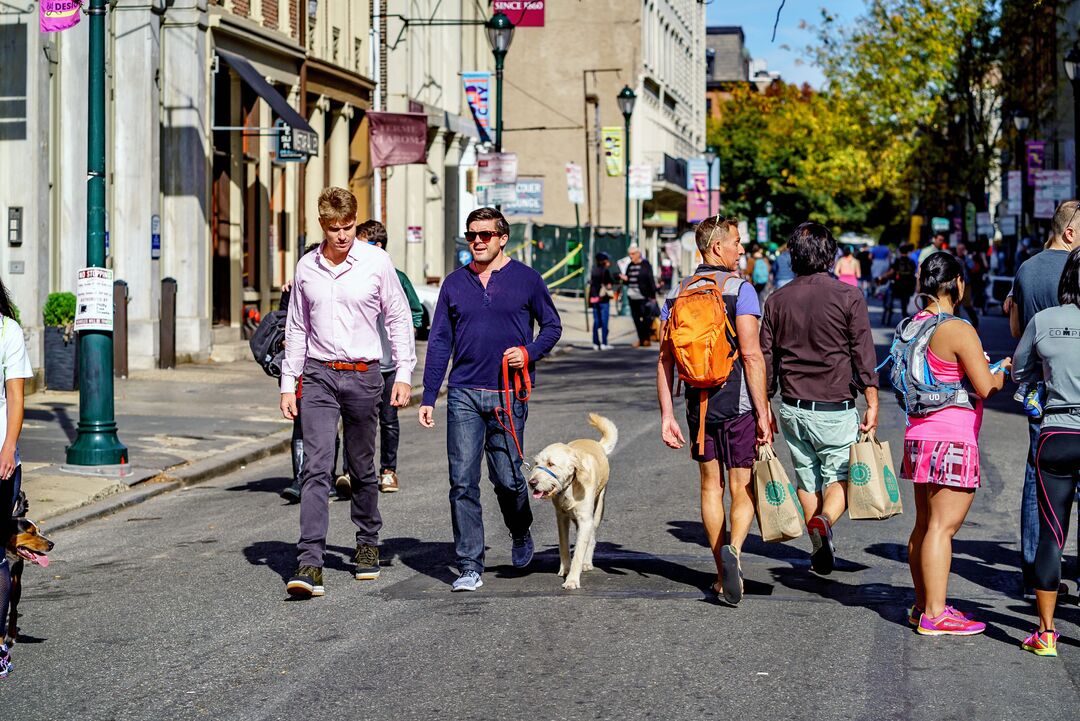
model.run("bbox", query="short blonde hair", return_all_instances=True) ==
[318,187,358,225]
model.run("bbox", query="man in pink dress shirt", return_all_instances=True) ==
[279,187,416,599]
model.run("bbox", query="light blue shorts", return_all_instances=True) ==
[777,403,860,494]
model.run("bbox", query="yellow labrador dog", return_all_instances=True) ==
[527,413,617,589]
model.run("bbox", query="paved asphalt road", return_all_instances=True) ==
[6,311,1080,720]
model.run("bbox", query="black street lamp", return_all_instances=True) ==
[617,85,636,246]
[1013,109,1031,240]
[486,11,514,153]
[704,146,717,217]
[1066,44,1080,198]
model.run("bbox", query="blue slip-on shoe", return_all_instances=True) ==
[451,570,483,592]
[511,531,534,568]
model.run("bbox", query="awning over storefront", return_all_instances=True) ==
[217,48,318,154]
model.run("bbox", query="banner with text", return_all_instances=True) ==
[368,112,428,168]
[629,164,654,200]
[462,72,491,142]
[1006,170,1022,216]
[686,172,719,223]
[1033,169,1073,219]
[602,127,624,177]
[1026,140,1047,186]
[40,0,81,33]
[566,163,585,205]
[478,152,518,185]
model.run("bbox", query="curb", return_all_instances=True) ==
[41,348,576,533]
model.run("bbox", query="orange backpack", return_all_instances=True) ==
[662,272,741,452]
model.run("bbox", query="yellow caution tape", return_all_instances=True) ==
[545,267,583,289]
[540,244,583,280]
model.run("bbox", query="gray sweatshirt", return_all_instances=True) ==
[1013,303,1080,430]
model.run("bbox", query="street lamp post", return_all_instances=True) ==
[485,11,514,154]
[1065,45,1080,199]
[617,85,636,246]
[1014,110,1031,242]
[66,0,127,466]
[704,146,717,217]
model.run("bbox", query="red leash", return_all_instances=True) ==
[495,346,531,466]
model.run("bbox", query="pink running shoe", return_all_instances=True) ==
[908,605,973,626]
[917,608,986,636]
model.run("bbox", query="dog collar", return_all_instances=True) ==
[536,466,559,480]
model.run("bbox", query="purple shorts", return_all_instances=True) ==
[689,411,756,468]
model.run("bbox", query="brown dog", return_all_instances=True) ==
[6,494,53,645]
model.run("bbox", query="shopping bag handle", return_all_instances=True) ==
[857,430,880,445]
[756,443,777,462]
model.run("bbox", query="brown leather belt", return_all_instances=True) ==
[321,360,370,372]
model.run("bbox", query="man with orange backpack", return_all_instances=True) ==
[656,214,773,606]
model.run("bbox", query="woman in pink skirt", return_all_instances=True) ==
[901,253,1010,636]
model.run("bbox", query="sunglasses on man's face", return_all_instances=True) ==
[465,230,501,243]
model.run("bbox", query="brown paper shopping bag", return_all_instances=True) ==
[753,444,804,542]
[847,431,903,520]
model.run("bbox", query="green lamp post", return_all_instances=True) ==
[486,11,515,153]
[66,0,127,466]
[617,85,637,246]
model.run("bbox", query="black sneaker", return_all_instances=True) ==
[807,515,835,575]
[286,565,325,598]
[354,544,381,580]
[280,479,301,503]
[335,474,353,500]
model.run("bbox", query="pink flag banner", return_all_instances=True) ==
[40,0,82,33]
[368,112,428,168]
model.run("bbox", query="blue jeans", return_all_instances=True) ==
[1021,420,1041,586]
[446,387,532,574]
[591,302,610,346]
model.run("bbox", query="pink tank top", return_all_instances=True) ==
[904,318,983,445]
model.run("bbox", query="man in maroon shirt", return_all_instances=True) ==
[761,222,879,575]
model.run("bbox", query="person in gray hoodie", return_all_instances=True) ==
[1012,247,1080,657]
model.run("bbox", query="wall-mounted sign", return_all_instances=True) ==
[493,1,545,27]
[566,163,584,205]
[504,179,544,216]
[151,214,161,260]
[478,152,518,185]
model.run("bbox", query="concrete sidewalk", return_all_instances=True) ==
[22,295,636,529]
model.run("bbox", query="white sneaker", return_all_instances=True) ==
[592,344,601,351]
[600,344,614,351]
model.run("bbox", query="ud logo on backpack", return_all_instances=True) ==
[661,271,741,453]
[249,309,289,378]
[877,312,976,418]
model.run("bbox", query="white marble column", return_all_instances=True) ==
[161,0,212,360]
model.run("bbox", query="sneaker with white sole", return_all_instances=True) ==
[452,570,483,592]
[286,565,325,598]
[0,643,11,679]
[378,469,399,493]
[354,544,381,580]
[334,474,352,500]
[511,531,534,568]
[600,344,614,351]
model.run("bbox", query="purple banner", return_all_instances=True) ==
[1026,140,1047,187]
[40,0,82,33]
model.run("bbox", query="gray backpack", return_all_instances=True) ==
[879,312,976,418]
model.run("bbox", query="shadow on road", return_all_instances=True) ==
[227,475,293,495]
[243,540,353,582]
[380,537,458,584]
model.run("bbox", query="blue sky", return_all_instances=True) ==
[706,1,867,88]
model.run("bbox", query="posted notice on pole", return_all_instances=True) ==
[75,267,114,331]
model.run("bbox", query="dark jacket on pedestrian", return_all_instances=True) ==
[760,273,878,403]
[625,259,657,298]
[589,265,615,304]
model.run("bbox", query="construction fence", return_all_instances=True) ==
[507,222,630,294]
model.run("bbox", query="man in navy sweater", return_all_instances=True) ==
[419,207,563,591]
